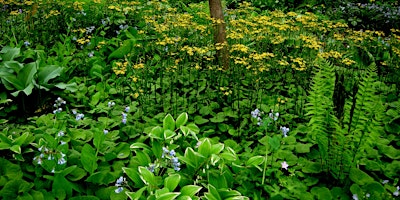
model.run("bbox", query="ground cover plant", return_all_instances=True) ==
[1,0,400,199]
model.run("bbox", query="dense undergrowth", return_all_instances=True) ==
[1,0,400,199]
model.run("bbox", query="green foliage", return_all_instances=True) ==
[0,0,399,199]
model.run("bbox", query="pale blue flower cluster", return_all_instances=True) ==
[251,108,263,126]
[53,97,66,114]
[114,176,125,193]
[24,41,30,46]
[121,112,127,124]
[280,126,289,137]
[162,147,181,171]
[72,109,84,121]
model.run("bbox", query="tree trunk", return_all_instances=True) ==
[209,0,229,70]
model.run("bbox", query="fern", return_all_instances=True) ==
[342,63,384,163]
[305,60,384,182]
[305,59,337,167]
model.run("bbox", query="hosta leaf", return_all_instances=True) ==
[165,174,181,192]
[81,144,98,174]
[176,112,188,127]
[163,114,175,131]
[349,168,374,185]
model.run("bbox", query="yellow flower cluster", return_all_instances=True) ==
[220,87,232,96]
[291,57,307,71]
[133,63,144,69]
[156,36,181,46]
[44,10,60,19]
[76,36,91,45]
[230,44,249,53]
[341,58,356,66]
[181,46,211,56]
[318,50,343,59]
[73,1,85,11]
[299,34,323,50]
[249,52,274,61]
[113,61,129,75]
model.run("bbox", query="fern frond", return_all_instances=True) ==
[306,59,338,165]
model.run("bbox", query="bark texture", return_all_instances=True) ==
[209,0,229,70]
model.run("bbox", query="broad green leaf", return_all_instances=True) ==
[379,145,400,159]
[349,168,374,185]
[163,114,175,131]
[134,151,151,166]
[138,166,157,186]
[12,132,30,146]
[53,173,72,199]
[37,65,62,84]
[1,47,20,61]
[10,145,21,154]
[206,185,221,200]
[246,156,264,166]
[68,167,87,181]
[2,61,23,73]
[149,126,163,139]
[194,115,208,125]
[55,82,78,92]
[1,74,24,90]
[70,196,100,200]
[130,143,151,151]
[86,171,114,185]
[123,167,144,187]
[210,143,224,155]
[19,62,37,88]
[176,112,188,127]
[81,144,98,174]
[310,187,332,200]
[268,136,280,151]
[90,92,101,106]
[126,186,147,200]
[115,142,131,159]
[108,39,136,60]
[157,192,180,200]
[165,174,181,192]
[199,138,212,157]
[180,185,202,197]
[295,143,312,153]
[164,129,176,140]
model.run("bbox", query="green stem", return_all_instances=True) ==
[262,145,268,185]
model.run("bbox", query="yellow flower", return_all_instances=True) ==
[341,58,356,66]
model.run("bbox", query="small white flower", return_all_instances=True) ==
[281,161,289,170]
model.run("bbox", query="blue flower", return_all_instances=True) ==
[352,194,358,200]
[171,157,181,171]
[280,126,289,137]
[125,106,130,112]
[115,187,123,193]
[147,164,156,173]
[58,157,66,165]
[88,51,94,57]
[24,41,30,46]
